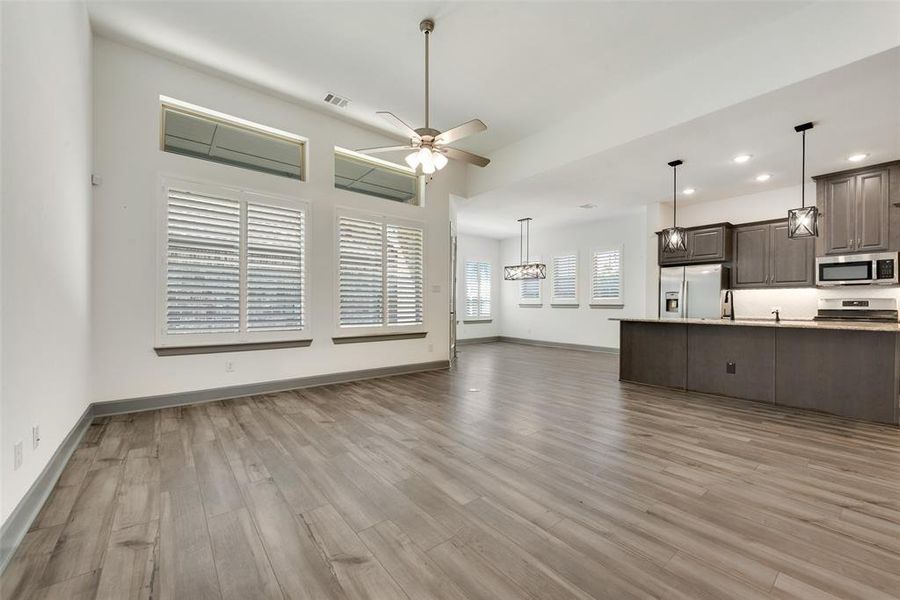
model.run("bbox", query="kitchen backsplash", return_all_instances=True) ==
[731,286,900,320]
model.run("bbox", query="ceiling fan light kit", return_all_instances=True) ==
[504,218,547,280]
[787,121,818,239]
[357,18,491,173]
[662,159,687,253]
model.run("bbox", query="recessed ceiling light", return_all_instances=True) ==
[847,153,868,162]
[755,173,771,182]
[682,188,695,195]
[733,154,752,164]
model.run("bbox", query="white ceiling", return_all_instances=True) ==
[458,46,900,238]
[87,1,809,155]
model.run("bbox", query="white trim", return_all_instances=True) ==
[333,206,427,338]
[156,176,310,349]
[590,245,624,306]
[550,253,579,306]
[333,146,424,207]
[160,95,308,143]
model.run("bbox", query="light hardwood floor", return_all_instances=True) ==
[3,341,900,599]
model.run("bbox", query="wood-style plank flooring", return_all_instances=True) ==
[3,341,900,599]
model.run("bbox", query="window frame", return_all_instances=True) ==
[550,253,579,306]
[156,176,311,350]
[333,207,427,338]
[590,246,624,307]
[463,259,492,321]
[159,96,309,182]
[333,147,424,206]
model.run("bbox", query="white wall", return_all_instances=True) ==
[91,37,464,404]
[497,210,648,349]
[455,234,501,340]
[1,2,93,524]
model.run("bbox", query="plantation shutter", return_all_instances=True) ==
[520,277,541,304]
[246,203,305,331]
[386,224,424,326]
[551,254,578,304]
[165,189,241,334]
[464,260,491,319]
[338,216,384,327]
[591,248,623,305]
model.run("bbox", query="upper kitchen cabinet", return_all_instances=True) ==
[732,220,814,289]
[815,160,899,256]
[658,224,733,266]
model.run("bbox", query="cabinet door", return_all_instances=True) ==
[657,233,688,265]
[732,224,769,288]
[856,169,890,252]
[688,226,725,262]
[770,221,814,287]
[824,175,856,254]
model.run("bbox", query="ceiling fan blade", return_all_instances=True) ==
[443,146,491,168]
[356,145,416,155]
[435,119,487,145]
[377,111,420,140]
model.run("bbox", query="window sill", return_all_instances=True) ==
[590,303,624,309]
[332,331,427,344]
[463,319,493,324]
[551,303,579,308]
[155,339,312,356]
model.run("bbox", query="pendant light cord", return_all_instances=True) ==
[801,129,806,209]
[672,164,678,227]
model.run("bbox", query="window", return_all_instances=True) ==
[334,147,421,205]
[591,247,623,306]
[337,211,424,333]
[161,97,306,180]
[551,254,578,305]
[159,179,307,348]
[519,264,543,306]
[464,260,492,320]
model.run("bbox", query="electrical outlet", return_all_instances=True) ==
[32,426,40,450]
[726,362,736,374]
[225,361,234,373]
[14,441,23,470]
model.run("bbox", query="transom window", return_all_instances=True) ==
[158,179,307,348]
[337,210,425,333]
[334,147,422,205]
[464,260,492,320]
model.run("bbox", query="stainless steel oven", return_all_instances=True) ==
[816,252,898,286]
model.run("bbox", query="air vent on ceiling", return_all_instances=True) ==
[324,93,350,108]
[579,203,597,209]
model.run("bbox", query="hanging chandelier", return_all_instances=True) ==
[661,159,687,253]
[788,121,817,238]
[504,218,546,280]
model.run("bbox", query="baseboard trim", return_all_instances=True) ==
[0,359,449,575]
[498,336,619,354]
[457,336,500,345]
[0,405,93,574]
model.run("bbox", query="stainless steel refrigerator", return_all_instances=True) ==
[659,264,730,320]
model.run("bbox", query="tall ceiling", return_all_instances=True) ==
[87,1,900,238]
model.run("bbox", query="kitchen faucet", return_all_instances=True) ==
[722,290,735,320]
[771,308,781,323]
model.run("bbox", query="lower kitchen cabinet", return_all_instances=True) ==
[687,325,775,403]
[732,220,814,288]
[619,322,686,388]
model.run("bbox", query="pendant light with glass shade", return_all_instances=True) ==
[661,160,687,253]
[503,218,547,280]
[787,121,817,238]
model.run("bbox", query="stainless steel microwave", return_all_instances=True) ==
[816,252,898,286]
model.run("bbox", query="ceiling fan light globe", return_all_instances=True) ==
[433,152,448,170]
[405,152,420,169]
[417,147,432,163]
[421,161,436,175]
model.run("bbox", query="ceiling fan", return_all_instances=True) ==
[356,18,490,174]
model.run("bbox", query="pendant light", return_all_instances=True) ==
[788,121,817,238]
[503,218,547,280]
[662,160,687,253]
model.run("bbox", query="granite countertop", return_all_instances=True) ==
[615,317,900,333]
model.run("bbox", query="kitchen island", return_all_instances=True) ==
[618,318,900,424]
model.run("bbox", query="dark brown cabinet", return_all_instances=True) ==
[732,220,814,289]
[658,224,733,266]
[817,162,897,255]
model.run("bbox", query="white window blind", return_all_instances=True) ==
[386,224,424,326]
[166,190,242,334]
[246,203,305,331]
[464,260,491,320]
[338,213,425,331]
[551,254,578,305]
[161,182,306,346]
[338,216,385,327]
[591,248,623,305]
[519,276,542,305]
